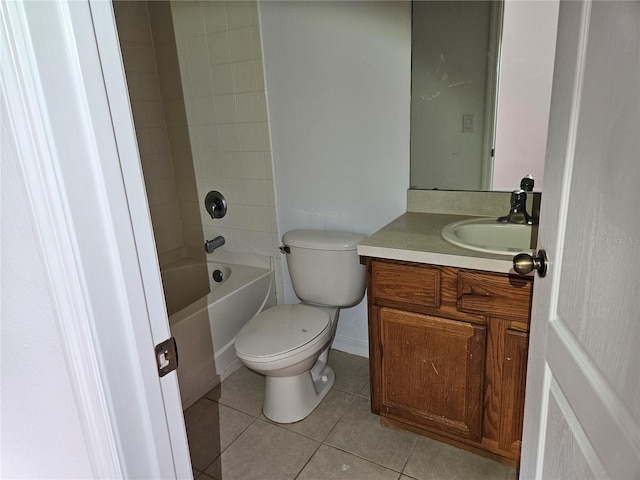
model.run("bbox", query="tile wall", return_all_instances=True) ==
[114,1,187,257]
[116,1,282,299]
[169,1,281,294]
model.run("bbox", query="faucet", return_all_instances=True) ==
[497,175,538,225]
[204,235,225,254]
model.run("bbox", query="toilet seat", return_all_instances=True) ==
[236,304,331,360]
[235,304,332,363]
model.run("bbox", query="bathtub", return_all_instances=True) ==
[161,259,275,409]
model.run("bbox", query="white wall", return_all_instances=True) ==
[259,1,411,356]
[113,1,187,257]
[493,0,559,191]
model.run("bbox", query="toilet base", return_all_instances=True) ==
[263,362,335,424]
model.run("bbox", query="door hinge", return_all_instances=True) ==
[155,337,178,377]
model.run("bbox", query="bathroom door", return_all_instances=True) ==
[2,1,192,477]
[88,0,194,476]
[520,1,639,478]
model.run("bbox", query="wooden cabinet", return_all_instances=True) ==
[365,258,533,466]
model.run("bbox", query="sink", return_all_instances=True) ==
[442,218,536,256]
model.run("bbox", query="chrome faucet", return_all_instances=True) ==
[497,175,538,225]
[204,235,225,254]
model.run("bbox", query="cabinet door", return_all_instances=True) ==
[379,308,486,442]
[498,328,529,453]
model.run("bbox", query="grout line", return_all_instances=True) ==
[188,352,415,478]
[320,395,420,475]
[195,398,261,477]
[398,434,420,478]
[292,441,323,480]
[320,443,405,475]
[320,389,358,444]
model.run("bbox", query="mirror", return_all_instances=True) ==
[410,1,502,191]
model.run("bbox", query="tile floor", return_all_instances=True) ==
[186,350,518,480]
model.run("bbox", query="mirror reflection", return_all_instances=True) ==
[410,1,502,191]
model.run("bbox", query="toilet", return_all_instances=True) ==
[234,229,366,423]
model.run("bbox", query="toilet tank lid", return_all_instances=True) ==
[283,230,367,251]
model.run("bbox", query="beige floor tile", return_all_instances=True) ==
[194,472,216,480]
[325,396,418,472]
[189,350,521,480]
[329,349,370,395]
[265,389,357,442]
[204,419,320,480]
[184,397,255,471]
[360,380,371,398]
[403,436,514,480]
[506,466,519,480]
[205,366,265,417]
[297,444,401,480]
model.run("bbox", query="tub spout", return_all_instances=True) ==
[205,236,225,254]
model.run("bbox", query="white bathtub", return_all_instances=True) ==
[161,259,275,409]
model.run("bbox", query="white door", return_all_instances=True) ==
[2,1,192,477]
[520,1,639,479]
[88,1,194,477]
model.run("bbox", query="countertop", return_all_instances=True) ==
[357,212,517,273]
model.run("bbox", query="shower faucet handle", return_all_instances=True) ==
[204,191,227,219]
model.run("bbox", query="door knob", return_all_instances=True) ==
[513,250,548,277]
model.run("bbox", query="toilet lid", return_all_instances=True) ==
[235,304,331,358]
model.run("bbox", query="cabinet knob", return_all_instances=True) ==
[513,250,548,278]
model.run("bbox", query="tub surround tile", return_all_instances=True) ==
[113,1,185,257]
[325,396,418,472]
[297,445,400,480]
[225,2,253,30]
[203,2,227,34]
[171,0,279,292]
[204,419,320,480]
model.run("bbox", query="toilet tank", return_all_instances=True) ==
[282,230,367,307]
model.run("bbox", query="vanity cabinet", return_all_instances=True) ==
[365,257,533,465]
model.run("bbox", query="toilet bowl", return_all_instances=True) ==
[235,304,338,423]
[233,229,366,424]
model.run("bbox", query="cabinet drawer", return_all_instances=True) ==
[372,260,440,308]
[457,271,532,324]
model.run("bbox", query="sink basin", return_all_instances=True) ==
[442,218,536,256]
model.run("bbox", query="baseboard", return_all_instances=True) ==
[331,334,369,358]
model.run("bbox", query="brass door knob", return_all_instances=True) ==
[513,250,548,278]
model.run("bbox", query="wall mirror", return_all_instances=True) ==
[410,1,503,191]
